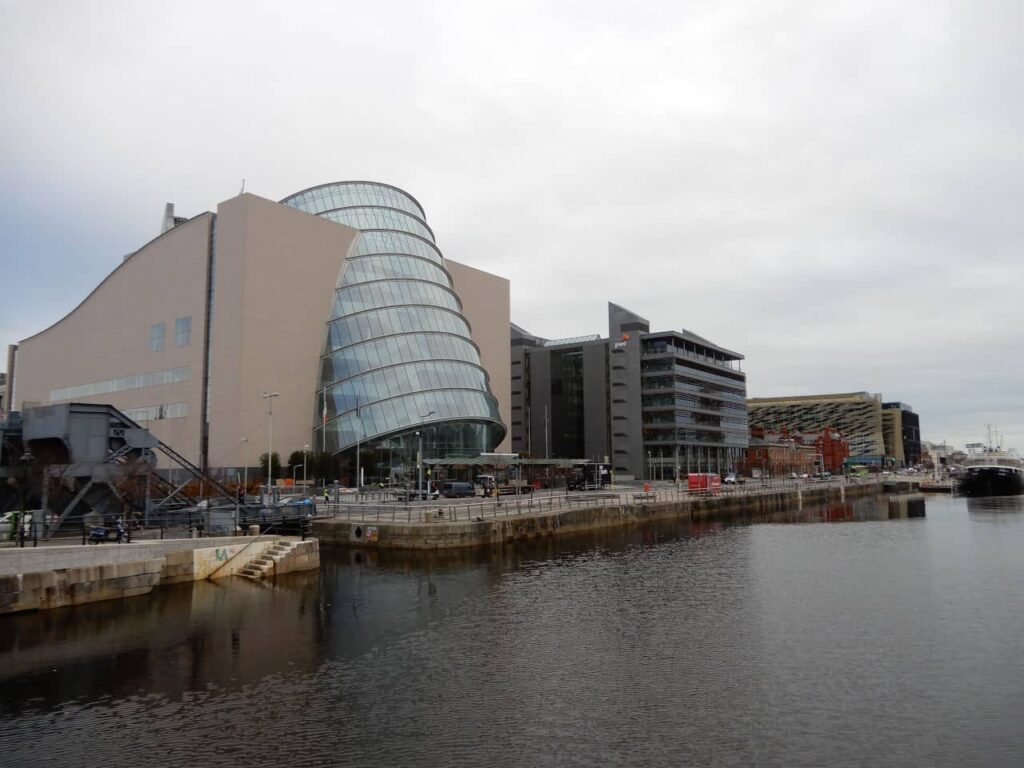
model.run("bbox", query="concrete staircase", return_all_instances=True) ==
[238,540,298,581]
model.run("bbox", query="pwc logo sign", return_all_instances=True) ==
[613,333,631,350]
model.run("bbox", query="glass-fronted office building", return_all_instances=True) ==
[511,303,749,480]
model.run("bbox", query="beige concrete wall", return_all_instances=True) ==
[16,215,213,465]
[207,194,359,471]
[446,259,511,452]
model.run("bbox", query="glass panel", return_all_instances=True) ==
[149,322,165,352]
[174,316,191,347]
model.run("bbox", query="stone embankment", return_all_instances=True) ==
[0,536,318,615]
[315,481,884,551]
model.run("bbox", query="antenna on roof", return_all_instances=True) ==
[240,178,246,195]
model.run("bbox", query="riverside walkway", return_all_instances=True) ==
[313,476,891,549]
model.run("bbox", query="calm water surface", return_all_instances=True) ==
[2,494,1023,767]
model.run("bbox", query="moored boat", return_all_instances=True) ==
[957,452,1024,497]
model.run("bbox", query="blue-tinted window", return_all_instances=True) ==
[150,322,165,352]
[175,316,192,347]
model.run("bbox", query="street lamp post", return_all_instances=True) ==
[240,437,248,501]
[417,410,436,500]
[355,398,362,495]
[262,392,280,505]
[20,449,33,547]
[303,444,309,489]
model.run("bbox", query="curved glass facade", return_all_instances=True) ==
[281,181,505,472]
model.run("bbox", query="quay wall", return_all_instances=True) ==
[0,536,318,615]
[315,482,883,551]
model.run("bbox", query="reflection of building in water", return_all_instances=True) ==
[0,575,320,711]
[966,495,1024,515]
[888,494,926,519]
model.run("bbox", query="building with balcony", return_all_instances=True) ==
[511,303,748,480]
[7,182,510,482]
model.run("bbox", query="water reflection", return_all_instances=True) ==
[966,494,1024,517]
[17,492,1024,768]
[0,494,925,715]
[0,572,321,713]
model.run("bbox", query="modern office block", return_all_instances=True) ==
[512,303,748,480]
[882,401,921,467]
[747,392,886,460]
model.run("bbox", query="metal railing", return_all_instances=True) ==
[310,476,879,525]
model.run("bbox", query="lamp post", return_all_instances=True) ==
[303,444,309,489]
[418,410,436,500]
[355,398,362,494]
[20,449,33,547]
[239,437,248,501]
[647,450,652,484]
[262,391,279,505]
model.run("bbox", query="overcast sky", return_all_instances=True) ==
[2,0,1022,451]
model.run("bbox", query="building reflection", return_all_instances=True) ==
[966,494,1024,517]
[0,572,320,713]
[1,491,920,715]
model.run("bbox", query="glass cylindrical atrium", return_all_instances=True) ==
[280,182,506,480]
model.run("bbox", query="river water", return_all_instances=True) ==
[2,493,1023,767]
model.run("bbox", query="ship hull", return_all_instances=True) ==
[958,467,1024,497]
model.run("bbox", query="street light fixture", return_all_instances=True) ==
[354,397,362,494]
[239,437,249,500]
[262,391,280,505]
[418,410,436,500]
[20,449,33,546]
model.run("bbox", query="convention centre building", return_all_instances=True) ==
[7,182,511,481]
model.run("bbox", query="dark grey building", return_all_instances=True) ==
[511,303,748,481]
[882,401,921,467]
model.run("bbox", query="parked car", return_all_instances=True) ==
[441,481,475,498]
[276,495,316,510]
[393,487,440,501]
[723,474,738,484]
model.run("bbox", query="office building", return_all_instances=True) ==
[8,182,510,480]
[512,303,749,480]
[882,402,921,467]
[747,392,886,463]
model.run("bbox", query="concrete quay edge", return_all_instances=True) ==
[315,481,886,550]
[0,535,320,615]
